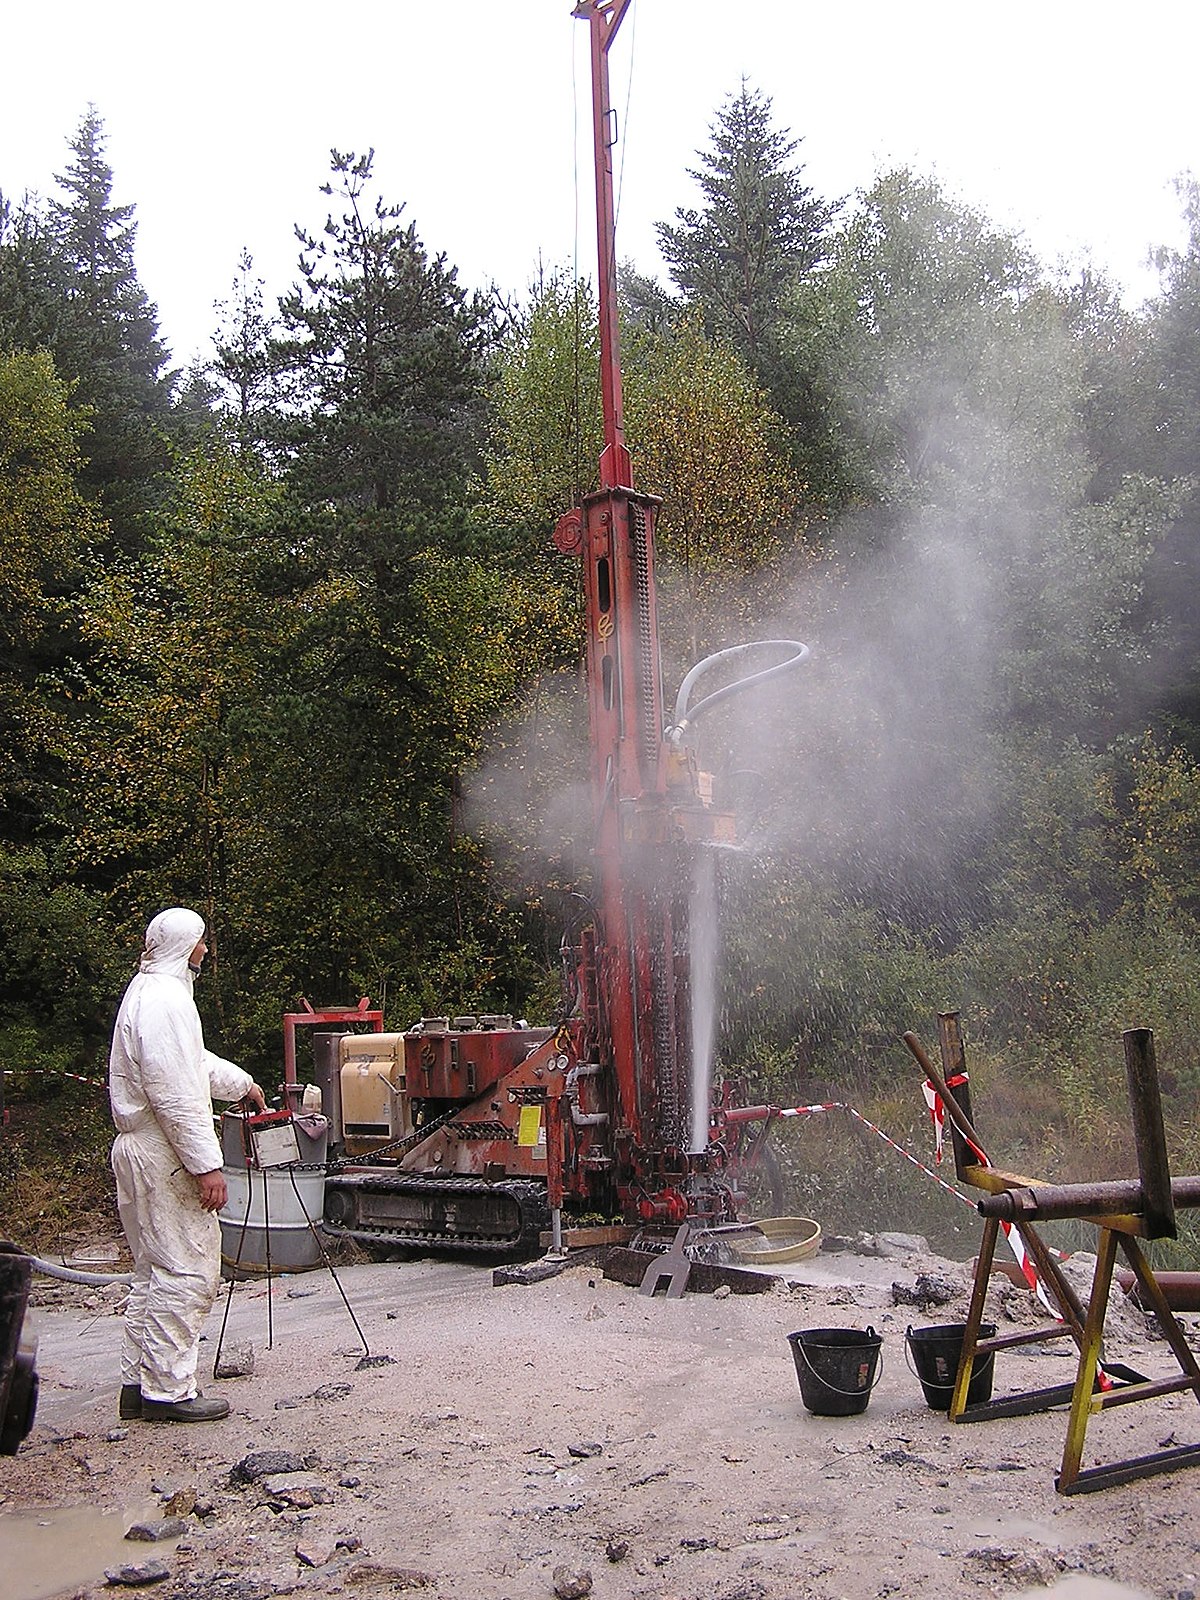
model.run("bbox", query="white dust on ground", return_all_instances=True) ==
[5,1238,1197,1600]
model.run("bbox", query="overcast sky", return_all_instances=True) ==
[3,2,1196,367]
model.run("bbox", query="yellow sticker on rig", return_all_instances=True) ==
[517,1105,543,1148]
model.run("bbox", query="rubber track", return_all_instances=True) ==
[322,1173,550,1258]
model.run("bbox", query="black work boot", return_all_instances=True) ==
[141,1394,231,1422]
[119,1384,143,1420]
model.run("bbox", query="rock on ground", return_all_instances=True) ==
[8,1248,1199,1600]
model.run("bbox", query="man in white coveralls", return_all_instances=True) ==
[108,907,265,1422]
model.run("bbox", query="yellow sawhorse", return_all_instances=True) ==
[908,1016,1200,1494]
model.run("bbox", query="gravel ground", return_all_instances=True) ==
[3,1239,1197,1600]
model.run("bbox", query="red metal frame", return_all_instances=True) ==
[558,2,738,1224]
[282,997,383,1086]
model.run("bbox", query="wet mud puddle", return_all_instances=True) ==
[0,1499,169,1600]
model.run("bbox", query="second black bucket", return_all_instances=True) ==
[906,1321,996,1410]
[788,1326,882,1416]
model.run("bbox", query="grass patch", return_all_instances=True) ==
[0,1070,119,1257]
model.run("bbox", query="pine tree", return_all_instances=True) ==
[50,106,173,549]
[0,192,65,353]
[275,149,493,588]
[657,83,835,379]
[211,249,279,445]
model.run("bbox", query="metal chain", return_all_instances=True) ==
[281,1100,465,1174]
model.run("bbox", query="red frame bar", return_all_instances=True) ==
[282,997,384,1085]
[575,0,634,490]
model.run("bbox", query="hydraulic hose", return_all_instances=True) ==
[666,640,810,746]
[28,1255,132,1287]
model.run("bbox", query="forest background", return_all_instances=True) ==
[2,94,1198,1259]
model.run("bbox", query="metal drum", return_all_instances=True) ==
[219,1111,329,1276]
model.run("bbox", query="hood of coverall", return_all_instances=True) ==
[138,907,206,985]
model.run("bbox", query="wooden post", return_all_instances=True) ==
[1124,1028,1176,1240]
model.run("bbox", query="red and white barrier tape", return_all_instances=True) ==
[775,1101,977,1213]
[913,1076,1116,1385]
[2,1066,108,1090]
[772,1093,1070,1335]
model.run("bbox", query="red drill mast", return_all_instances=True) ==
[309,1,810,1259]
[555,1,737,1225]
[579,0,633,493]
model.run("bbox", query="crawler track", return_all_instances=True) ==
[321,1172,549,1258]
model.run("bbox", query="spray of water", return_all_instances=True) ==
[687,845,718,1154]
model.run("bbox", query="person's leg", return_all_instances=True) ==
[136,1163,221,1403]
[111,1136,151,1413]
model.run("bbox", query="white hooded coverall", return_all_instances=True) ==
[109,907,253,1403]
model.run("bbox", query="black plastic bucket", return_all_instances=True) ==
[905,1322,996,1410]
[788,1326,882,1416]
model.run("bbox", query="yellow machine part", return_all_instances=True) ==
[339,1032,411,1139]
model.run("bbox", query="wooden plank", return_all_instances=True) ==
[537,1225,634,1249]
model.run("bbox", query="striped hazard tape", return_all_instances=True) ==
[774,1100,977,1214]
[771,1093,1071,1332]
[917,1074,1060,1318]
[2,1066,108,1091]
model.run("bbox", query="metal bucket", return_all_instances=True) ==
[219,1112,328,1276]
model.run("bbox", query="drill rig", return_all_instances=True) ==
[315,0,808,1255]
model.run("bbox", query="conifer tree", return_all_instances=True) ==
[50,105,172,548]
[274,149,493,589]
[0,192,64,353]
[657,83,835,383]
[212,248,279,445]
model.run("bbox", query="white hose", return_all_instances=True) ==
[29,1254,132,1286]
[667,639,811,745]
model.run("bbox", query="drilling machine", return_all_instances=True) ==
[312,0,809,1256]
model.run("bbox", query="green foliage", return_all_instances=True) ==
[1136,179,1200,740]
[790,169,1077,512]
[0,1057,116,1255]
[482,274,805,660]
[0,192,63,353]
[0,347,102,924]
[714,851,946,1082]
[0,349,96,644]
[51,437,288,891]
[1121,735,1200,916]
[2,104,1200,1264]
[47,107,173,548]
[1058,267,1157,503]
[480,270,602,534]
[0,111,172,557]
[208,248,281,450]
[623,314,804,629]
[0,846,123,1047]
[275,148,494,569]
[1147,177,1200,484]
[658,82,835,385]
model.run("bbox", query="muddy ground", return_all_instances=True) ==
[3,1236,1198,1600]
